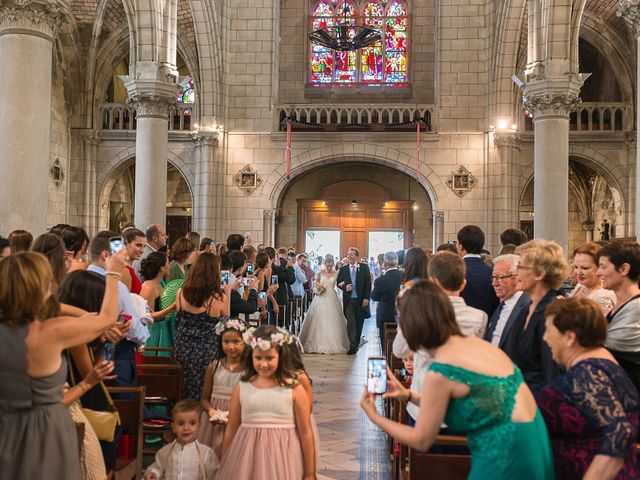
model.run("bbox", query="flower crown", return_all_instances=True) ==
[214,318,250,336]
[242,326,294,351]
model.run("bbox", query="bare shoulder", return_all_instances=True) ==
[434,336,514,377]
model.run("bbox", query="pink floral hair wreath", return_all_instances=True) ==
[242,326,296,351]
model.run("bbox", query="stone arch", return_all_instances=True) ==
[264,144,446,210]
[97,146,195,228]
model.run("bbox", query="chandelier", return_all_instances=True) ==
[309,3,382,52]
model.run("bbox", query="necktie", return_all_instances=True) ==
[350,265,357,298]
[485,301,505,342]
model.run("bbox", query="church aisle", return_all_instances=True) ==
[303,318,390,480]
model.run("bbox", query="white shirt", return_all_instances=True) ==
[392,296,487,420]
[490,291,523,346]
[291,263,308,297]
[145,440,218,480]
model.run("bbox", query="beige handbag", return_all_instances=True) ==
[67,350,121,442]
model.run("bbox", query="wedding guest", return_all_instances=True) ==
[361,281,554,479]
[120,227,146,294]
[436,242,457,254]
[174,252,231,399]
[597,240,640,389]
[167,237,195,282]
[401,247,429,288]
[371,251,402,351]
[226,234,245,252]
[228,250,259,319]
[457,225,499,316]
[0,250,125,479]
[537,297,639,479]
[200,237,215,253]
[8,229,33,253]
[291,254,309,298]
[133,224,168,278]
[243,245,257,266]
[500,228,528,247]
[60,225,90,272]
[484,254,530,349]
[508,239,567,392]
[569,242,616,315]
[32,233,68,294]
[187,232,201,252]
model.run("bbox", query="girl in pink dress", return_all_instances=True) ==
[218,325,316,480]
[198,318,249,458]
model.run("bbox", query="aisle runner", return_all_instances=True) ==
[304,317,390,480]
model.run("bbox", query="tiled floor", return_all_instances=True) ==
[303,317,390,480]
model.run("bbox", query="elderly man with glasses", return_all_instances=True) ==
[483,254,531,350]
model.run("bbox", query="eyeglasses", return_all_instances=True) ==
[491,275,515,282]
[516,264,533,270]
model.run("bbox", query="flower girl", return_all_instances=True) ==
[217,325,316,480]
[198,318,249,458]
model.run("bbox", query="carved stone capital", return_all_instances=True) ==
[191,131,218,147]
[263,209,276,220]
[129,96,174,119]
[618,0,640,36]
[493,133,520,149]
[0,0,69,41]
[523,92,581,118]
[433,211,445,221]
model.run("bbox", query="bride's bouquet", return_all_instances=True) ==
[313,282,326,296]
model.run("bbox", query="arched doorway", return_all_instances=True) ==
[276,162,433,259]
[519,157,623,254]
[107,161,193,244]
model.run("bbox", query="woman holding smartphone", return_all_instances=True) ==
[360,280,554,479]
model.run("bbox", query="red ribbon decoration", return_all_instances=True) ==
[286,119,292,180]
[416,121,421,178]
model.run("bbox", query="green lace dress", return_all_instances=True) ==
[428,362,555,479]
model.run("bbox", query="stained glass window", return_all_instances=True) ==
[309,0,408,86]
[178,78,195,104]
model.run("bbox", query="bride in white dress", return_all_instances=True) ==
[299,254,350,354]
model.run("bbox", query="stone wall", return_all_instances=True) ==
[48,62,70,227]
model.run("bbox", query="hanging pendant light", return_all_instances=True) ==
[309,2,382,52]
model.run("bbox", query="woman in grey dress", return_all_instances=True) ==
[0,250,124,479]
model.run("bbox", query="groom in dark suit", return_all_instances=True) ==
[337,247,372,354]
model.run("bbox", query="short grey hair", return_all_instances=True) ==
[384,251,398,267]
[493,254,519,275]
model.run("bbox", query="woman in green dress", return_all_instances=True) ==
[360,280,555,479]
[167,237,195,282]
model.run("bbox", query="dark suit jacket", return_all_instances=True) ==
[272,257,295,306]
[230,288,258,317]
[485,292,531,349]
[504,289,560,393]
[460,257,500,317]
[370,269,402,326]
[337,262,372,312]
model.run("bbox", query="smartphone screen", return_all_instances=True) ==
[258,291,266,300]
[246,264,254,275]
[367,357,387,395]
[221,270,229,285]
[271,275,278,285]
[242,277,250,287]
[109,237,123,255]
[103,342,116,362]
[244,231,251,238]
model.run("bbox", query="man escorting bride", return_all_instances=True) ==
[299,254,351,354]
[299,247,372,355]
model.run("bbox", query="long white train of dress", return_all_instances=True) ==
[299,273,350,354]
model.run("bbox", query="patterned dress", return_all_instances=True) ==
[428,362,555,479]
[536,358,640,479]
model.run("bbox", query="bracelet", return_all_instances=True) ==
[78,382,90,393]
[104,272,121,279]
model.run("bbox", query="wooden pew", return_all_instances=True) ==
[109,386,146,480]
[408,435,471,480]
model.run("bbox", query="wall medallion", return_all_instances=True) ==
[446,166,477,197]
[234,164,263,195]
[50,158,65,189]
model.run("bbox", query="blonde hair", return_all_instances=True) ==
[516,239,569,290]
[0,252,53,325]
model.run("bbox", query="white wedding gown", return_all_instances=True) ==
[299,272,350,354]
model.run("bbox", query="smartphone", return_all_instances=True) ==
[447,240,457,245]
[287,253,296,261]
[221,270,229,285]
[271,275,278,285]
[258,291,267,300]
[242,277,250,287]
[109,236,124,255]
[367,357,387,395]
[244,231,251,238]
[246,264,254,275]
[103,342,116,362]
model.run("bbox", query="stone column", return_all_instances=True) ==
[125,80,177,228]
[192,131,219,236]
[263,209,276,247]
[0,0,67,234]
[618,1,640,238]
[522,80,582,251]
[490,133,521,251]
[432,210,444,251]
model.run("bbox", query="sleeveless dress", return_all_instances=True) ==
[428,362,555,479]
[174,294,226,399]
[198,361,243,458]
[217,382,304,480]
[0,323,82,479]
[299,273,350,354]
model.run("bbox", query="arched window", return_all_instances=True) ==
[309,0,408,86]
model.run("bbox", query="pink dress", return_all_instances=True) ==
[198,362,242,458]
[217,382,304,480]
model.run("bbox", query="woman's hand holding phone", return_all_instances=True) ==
[382,366,410,402]
[105,249,127,273]
[267,283,279,295]
[85,360,117,388]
